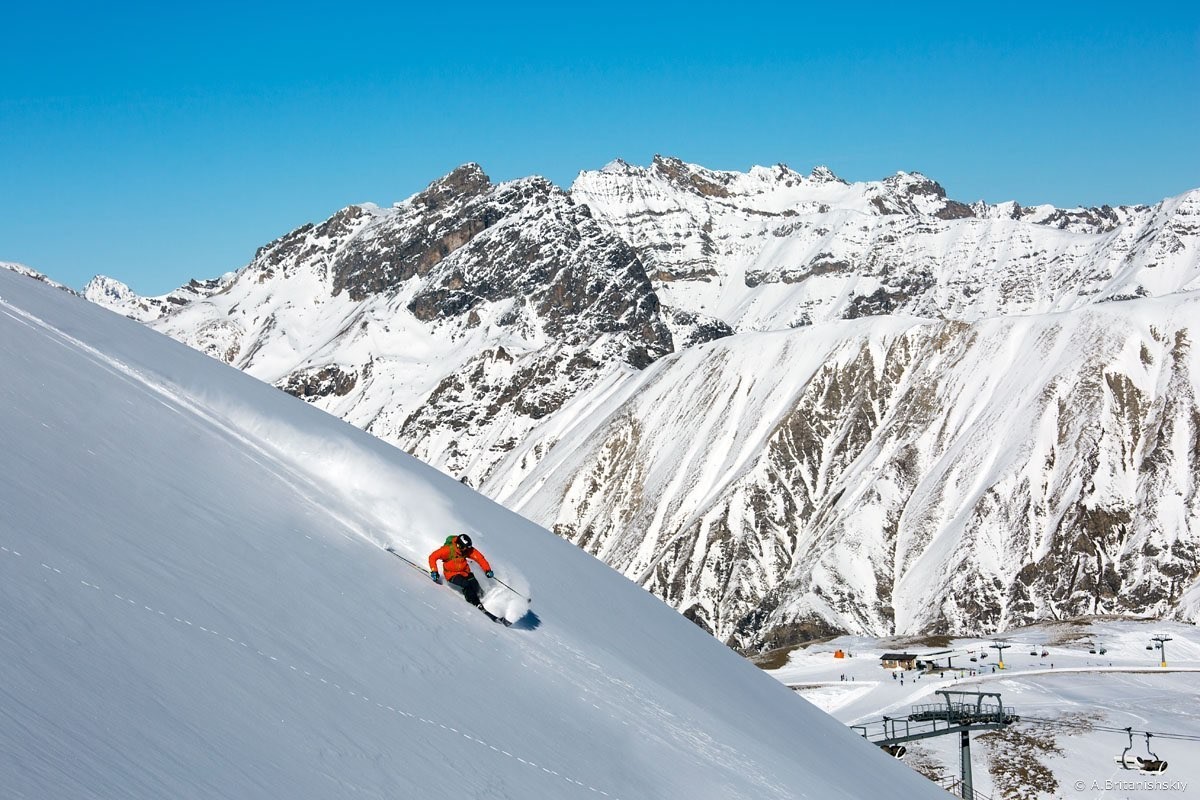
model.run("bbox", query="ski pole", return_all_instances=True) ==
[489,574,530,602]
[385,546,429,574]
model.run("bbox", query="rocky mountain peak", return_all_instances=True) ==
[867,171,977,219]
[412,163,492,212]
[84,274,136,304]
[598,158,637,175]
[808,165,844,184]
[650,154,732,198]
[882,171,947,199]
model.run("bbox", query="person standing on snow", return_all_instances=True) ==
[428,533,493,610]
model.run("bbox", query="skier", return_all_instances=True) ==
[428,533,494,611]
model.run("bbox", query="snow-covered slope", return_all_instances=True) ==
[0,267,948,798]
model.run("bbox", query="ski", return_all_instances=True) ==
[477,605,512,626]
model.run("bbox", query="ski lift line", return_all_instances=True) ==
[859,690,1200,743]
[912,634,1126,651]
[1016,715,1197,738]
[1016,715,1200,742]
[847,665,1200,728]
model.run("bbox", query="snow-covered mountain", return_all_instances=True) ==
[503,298,1200,650]
[571,156,1200,330]
[78,158,1200,654]
[0,267,948,799]
[86,165,682,483]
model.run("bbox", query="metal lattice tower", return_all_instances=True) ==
[852,691,1019,800]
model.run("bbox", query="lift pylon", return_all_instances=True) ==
[852,691,1018,800]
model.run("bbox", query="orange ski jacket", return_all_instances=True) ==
[428,542,492,580]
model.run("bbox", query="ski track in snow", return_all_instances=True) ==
[3,295,543,616]
[0,298,629,799]
[0,540,624,800]
[5,293,546,618]
[0,298,371,545]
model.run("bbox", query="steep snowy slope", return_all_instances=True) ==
[0,268,947,799]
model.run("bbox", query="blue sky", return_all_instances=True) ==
[3,1,1198,294]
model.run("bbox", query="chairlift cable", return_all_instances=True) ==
[1016,715,1200,742]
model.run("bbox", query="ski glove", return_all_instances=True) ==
[485,570,494,578]
[430,570,441,583]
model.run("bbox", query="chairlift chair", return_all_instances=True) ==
[1117,728,1137,769]
[1040,650,1048,657]
[1115,728,1168,773]
[1138,733,1168,773]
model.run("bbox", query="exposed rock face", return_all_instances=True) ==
[84,159,1200,654]
[507,303,1200,653]
[279,365,358,399]
[89,166,677,490]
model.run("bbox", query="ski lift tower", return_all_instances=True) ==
[989,641,1011,670]
[1151,634,1172,667]
[852,690,1018,800]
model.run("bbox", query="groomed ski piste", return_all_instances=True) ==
[770,620,1200,798]
[0,266,947,799]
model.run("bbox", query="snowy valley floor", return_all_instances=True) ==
[767,619,1200,799]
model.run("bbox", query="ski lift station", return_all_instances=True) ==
[880,649,971,672]
[879,653,919,670]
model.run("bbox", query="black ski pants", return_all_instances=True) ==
[449,573,483,606]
